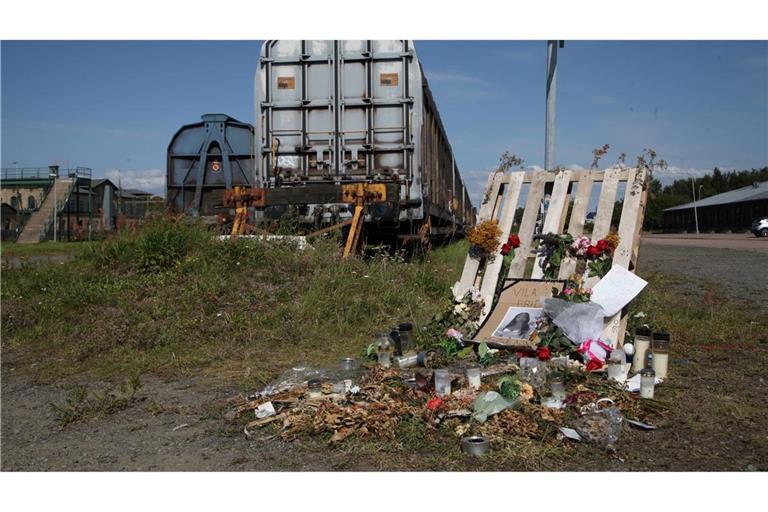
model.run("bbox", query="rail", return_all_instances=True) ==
[1,167,92,181]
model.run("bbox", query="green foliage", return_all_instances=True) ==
[83,216,210,273]
[478,342,499,365]
[2,219,467,385]
[498,375,522,400]
[537,325,576,354]
[587,257,612,279]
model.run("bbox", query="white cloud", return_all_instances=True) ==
[426,70,486,86]
[103,168,165,195]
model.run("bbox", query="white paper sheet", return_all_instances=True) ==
[590,265,648,317]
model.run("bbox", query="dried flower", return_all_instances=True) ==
[467,220,502,255]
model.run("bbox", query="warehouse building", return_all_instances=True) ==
[663,181,768,232]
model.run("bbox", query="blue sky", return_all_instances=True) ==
[2,40,766,204]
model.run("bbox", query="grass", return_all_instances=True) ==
[1,240,94,258]
[4,217,768,470]
[2,217,467,390]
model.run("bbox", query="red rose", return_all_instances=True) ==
[585,359,604,372]
[536,346,551,361]
[426,396,443,411]
[508,234,521,248]
[596,239,608,252]
[501,243,511,256]
[586,245,601,257]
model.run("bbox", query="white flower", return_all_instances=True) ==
[633,311,646,318]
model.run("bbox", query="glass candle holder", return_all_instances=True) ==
[607,347,627,383]
[307,378,323,399]
[549,372,566,401]
[652,331,670,379]
[340,357,357,372]
[395,354,418,368]
[434,369,452,397]
[466,367,481,390]
[640,367,655,399]
[398,322,414,352]
[375,332,392,368]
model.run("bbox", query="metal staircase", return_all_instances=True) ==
[15,179,74,244]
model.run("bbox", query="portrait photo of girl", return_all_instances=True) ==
[492,307,544,339]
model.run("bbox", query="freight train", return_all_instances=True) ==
[167,40,475,243]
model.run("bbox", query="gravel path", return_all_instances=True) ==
[638,242,768,307]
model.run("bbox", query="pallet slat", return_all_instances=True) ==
[591,167,622,242]
[601,167,648,343]
[453,171,504,298]
[507,172,547,279]
[531,170,572,279]
[558,171,595,279]
[478,172,525,319]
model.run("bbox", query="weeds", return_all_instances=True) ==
[49,375,143,427]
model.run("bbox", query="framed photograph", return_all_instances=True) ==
[491,306,544,340]
[474,279,566,349]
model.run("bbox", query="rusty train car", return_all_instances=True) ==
[253,40,475,240]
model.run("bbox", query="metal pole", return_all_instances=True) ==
[691,176,699,237]
[544,41,559,171]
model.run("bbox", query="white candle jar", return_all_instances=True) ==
[434,369,452,397]
[632,326,652,373]
[652,332,670,379]
[639,367,655,399]
[466,367,481,390]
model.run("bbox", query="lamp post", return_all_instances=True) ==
[49,170,58,242]
[690,176,700,237]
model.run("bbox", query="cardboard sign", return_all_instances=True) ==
[474,279,565,349]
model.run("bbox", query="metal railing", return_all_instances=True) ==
[1,167,92,181]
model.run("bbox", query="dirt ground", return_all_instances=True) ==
[2,243,767,471]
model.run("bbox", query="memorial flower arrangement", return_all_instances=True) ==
[466,220,502,258]
[536,232,620,280]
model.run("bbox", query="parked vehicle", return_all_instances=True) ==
[751,217,768,237]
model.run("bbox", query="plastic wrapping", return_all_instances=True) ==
[572,405,624,451]
[472,391,520,422]
[259,365,325,397]
[542,298,605,344]
[518,357,550,393]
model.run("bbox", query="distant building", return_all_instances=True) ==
[0,166,163,242]
[1,203,20,241]
[663,181,768,232]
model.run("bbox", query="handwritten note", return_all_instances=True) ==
[590,265,648,317]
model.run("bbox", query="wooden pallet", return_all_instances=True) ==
[454,166,649,345]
